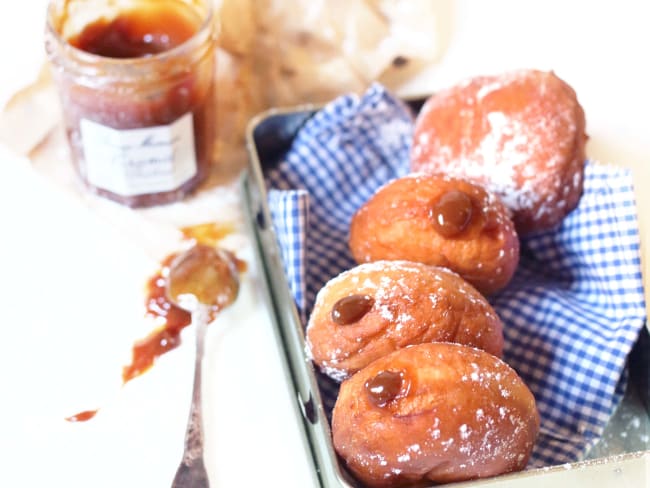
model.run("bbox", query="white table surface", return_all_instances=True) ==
[0,2,648,488]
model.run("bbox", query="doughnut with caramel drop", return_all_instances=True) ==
[410,69,587,234]
[348,174,519,295]
[306,260,504,381]
[332,343,540,487]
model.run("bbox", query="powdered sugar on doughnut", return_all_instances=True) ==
[411,69,587,233]
[306,260,504,380]
[332,343,539,486]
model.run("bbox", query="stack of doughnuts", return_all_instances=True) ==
[305,69,587,487]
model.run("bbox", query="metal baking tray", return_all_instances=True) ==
[241,100,650,487]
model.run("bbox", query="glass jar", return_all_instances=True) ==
[45,0,217,207]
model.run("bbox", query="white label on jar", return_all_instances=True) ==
[80,113,197,197]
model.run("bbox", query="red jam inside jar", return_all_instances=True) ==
[68,7,198,58]
[46,0,217,207]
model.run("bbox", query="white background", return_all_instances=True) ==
[0,1,648,487]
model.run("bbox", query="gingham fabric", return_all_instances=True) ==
[264,83,647,468]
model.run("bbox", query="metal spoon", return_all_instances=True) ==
[166,244,240,488]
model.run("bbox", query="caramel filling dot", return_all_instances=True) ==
[365,370,404,407]
[431,190,474,237]
[331,294,374,325]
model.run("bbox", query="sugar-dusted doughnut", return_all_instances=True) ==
[348,174,519,295]
[306,260,503,381]
[410,69,587,234]
[332,342,539,487]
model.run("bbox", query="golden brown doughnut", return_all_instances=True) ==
[305,260,503,381]
[332,342,539,487]
[410,69,587,235]
[348,174,519,295]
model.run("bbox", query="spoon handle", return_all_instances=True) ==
[172,306,211,488]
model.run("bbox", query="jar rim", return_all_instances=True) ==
[45,0,216,70]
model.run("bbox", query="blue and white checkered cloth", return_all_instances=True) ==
[265,84,647,468]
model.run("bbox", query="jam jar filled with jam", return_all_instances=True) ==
[45,0,217,207]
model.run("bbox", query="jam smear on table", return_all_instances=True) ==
[68,6,198,58]
[181,222,236,248]
[65,409,98,422]
[66,222,245,422]
[121,253,190,383]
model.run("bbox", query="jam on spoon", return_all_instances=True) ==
[124,240,244,383]
[166,244,239,488]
